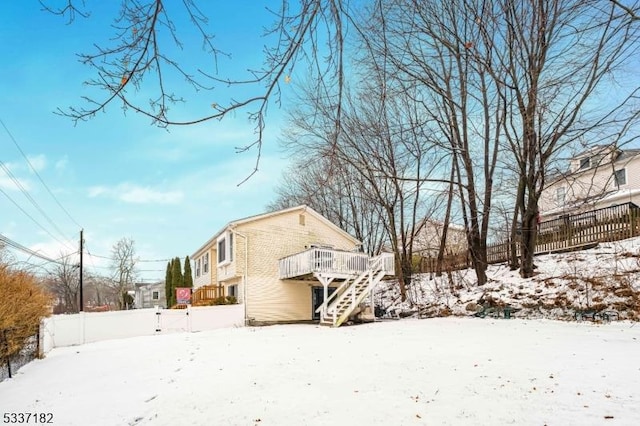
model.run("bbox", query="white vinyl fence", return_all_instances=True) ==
[40,304,244,355]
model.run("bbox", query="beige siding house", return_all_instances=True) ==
[411,219,467,257]
[191,205,394,326]
[540,145,640,220]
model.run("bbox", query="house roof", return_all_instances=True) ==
[191,205,360,258]
[615,148,640,162]
[416,217,465,232]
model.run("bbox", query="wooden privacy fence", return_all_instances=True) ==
[418,202,640,273]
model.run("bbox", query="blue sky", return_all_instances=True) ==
[0,2,295,281]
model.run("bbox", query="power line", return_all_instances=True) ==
[0,116,83,230]
[86,250,172,263]
[0,159,75,250]
[0,233,71,266]
[0,186,74,250]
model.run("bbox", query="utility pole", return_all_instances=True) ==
[79,229,84,312]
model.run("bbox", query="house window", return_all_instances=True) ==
[217,232,234,264]
[579,157,590,170]
[614,169,626,186]
[218,238,226,263]
[556,186,566,206]
[228,285,238,298]
[152,291,159,300]
[299,214,306,226]
[203,253,209,273]
[196,259,201,277]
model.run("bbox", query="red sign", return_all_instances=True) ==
[176,287,192,304]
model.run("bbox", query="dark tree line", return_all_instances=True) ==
[165,255,193,307]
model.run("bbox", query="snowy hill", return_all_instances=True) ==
[377,237,640,321]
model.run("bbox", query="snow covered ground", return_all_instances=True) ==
[3,239,640,425]
[1,318,639,425]
[379,238,640,320]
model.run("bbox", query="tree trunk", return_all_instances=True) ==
[436,167,456,277]
[520,200,539,278]
[509,176,526,270]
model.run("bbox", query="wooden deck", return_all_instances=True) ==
[279,248,394,279]
[192,285,224,306]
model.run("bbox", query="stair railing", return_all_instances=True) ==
[327,255,387,326]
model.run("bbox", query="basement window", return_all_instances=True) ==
[228,285,238,298]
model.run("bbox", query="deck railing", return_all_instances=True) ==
[487,201,640,264]
[416,202,640,272]
[279,248,394,279]
[378,252,395,276]
[192,285,224,305]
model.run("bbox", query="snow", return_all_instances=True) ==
[1,319,639,425]
[2,239,640,425]
[379,238,640,321]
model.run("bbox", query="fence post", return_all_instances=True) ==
[2,329,11,379]
[37,321,43,359]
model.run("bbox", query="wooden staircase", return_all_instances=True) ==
[316,254,389,327]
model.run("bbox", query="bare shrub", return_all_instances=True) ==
[0,265,52,358]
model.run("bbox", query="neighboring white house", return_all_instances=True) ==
[134,282,166,309]
[540,145,640,220]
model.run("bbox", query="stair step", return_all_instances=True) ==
[321,262,386,327]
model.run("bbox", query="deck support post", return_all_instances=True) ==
[315,274,335,322]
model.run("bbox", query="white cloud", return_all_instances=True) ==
[118,184,183,204]
[0,174,31,191]
[29,239,78,264]
[55,156,68,171]
[87,183,183,205]
[27,154,47,172]
[88,186,107,197]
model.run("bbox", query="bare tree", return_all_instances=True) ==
[43,0,354,179]
[0,242,11,266]
[279,50,451,301]
[494,0,640,277]
[110,238,137,310]
[269,156,388,256]
[367,0,507,286]
[83,273,120,310]
[45,254,80,313]
[610,0,640,21]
